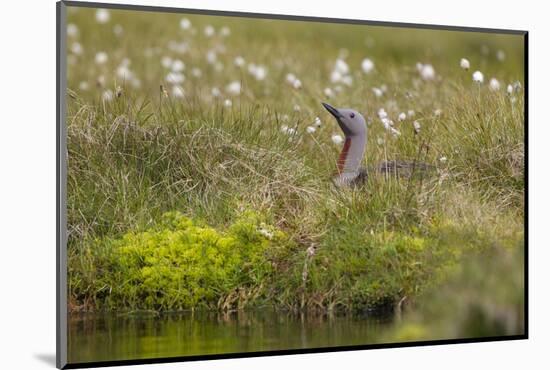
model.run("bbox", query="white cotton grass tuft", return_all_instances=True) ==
[258,227,274,239]
[223,99,232,107]
[407,110,415,118]
[413,120,421,134]
[211,87,221,97]
[234,56,245,67]
[323,87,334,98]
[372,87,383,97]
[70,42,83,55]
[330,70,343,84]
[254,66,268,81]
[377,137,385,146]
[287,128,297,136]
[292,79,302,89]
[496,50,506,62]
[434,109,442,117]
[380,116,400,137]
[306,126,316,134]
[282,126,298,142]
[335,59,349,75]
[94,51,108,65]
[342,75,353,86]
[489,78,501,91]
[378,108,388,120]
[165,72,185,85]
[102,89,114,101]
[507,84,514,95]
[172,85,185,98]
[331,134,344,145]
[439,156,448,163]
[293,104,301,112]
[389,127,401,137]
[286,73,297,85]
[330,58,353,86]
[472,71,484,83]
[226,81,241,95]
[206,50,217,65]
[95,9,110,24]
[116,60,134,80]
[220,26,231,37]
[67,23,79,37]
[180,18,191,30]
[171,59,185,72]
[204,25,215,37]
[398,112,407,121]
[361,58,375,74]
[417,63,436,81]
[460,58,470,70]
[248,64,268,81]
[314,117,322,127]
[381,118,392,130]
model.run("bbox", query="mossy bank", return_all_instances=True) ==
[66,8,525,319]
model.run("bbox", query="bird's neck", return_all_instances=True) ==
[337,135,366,175]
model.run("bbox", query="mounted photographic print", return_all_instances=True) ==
[56,1,527,368]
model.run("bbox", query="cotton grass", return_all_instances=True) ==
[473,70,484,83]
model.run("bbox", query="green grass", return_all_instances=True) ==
[66,7,524,318]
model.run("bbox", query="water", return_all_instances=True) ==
[68,310,393,364]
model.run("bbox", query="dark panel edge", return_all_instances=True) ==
[523,32,529,338]
[61,0,527,35]
[57,1,68,369]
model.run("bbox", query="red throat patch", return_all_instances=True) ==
[336,138,352,174]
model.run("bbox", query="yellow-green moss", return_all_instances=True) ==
[70,211,287,311]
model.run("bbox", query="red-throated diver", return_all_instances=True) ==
[322,102,432,186]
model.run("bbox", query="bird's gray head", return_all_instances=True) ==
[322,102,366,138]
[322,102,367,181]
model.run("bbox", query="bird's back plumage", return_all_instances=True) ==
[337,160,434,187]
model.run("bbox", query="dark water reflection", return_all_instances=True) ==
[68,310,393,364]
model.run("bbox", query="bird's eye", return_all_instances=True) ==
[350,113,355,118]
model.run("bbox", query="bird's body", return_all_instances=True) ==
[322,102,433,186]
[334,160,434,186]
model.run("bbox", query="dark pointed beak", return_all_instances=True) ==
[322,102,342,119]
[322,102,351,136]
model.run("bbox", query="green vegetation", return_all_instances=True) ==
[66,6,524,337]
[387,244,524,341]
[70,211,284,311]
